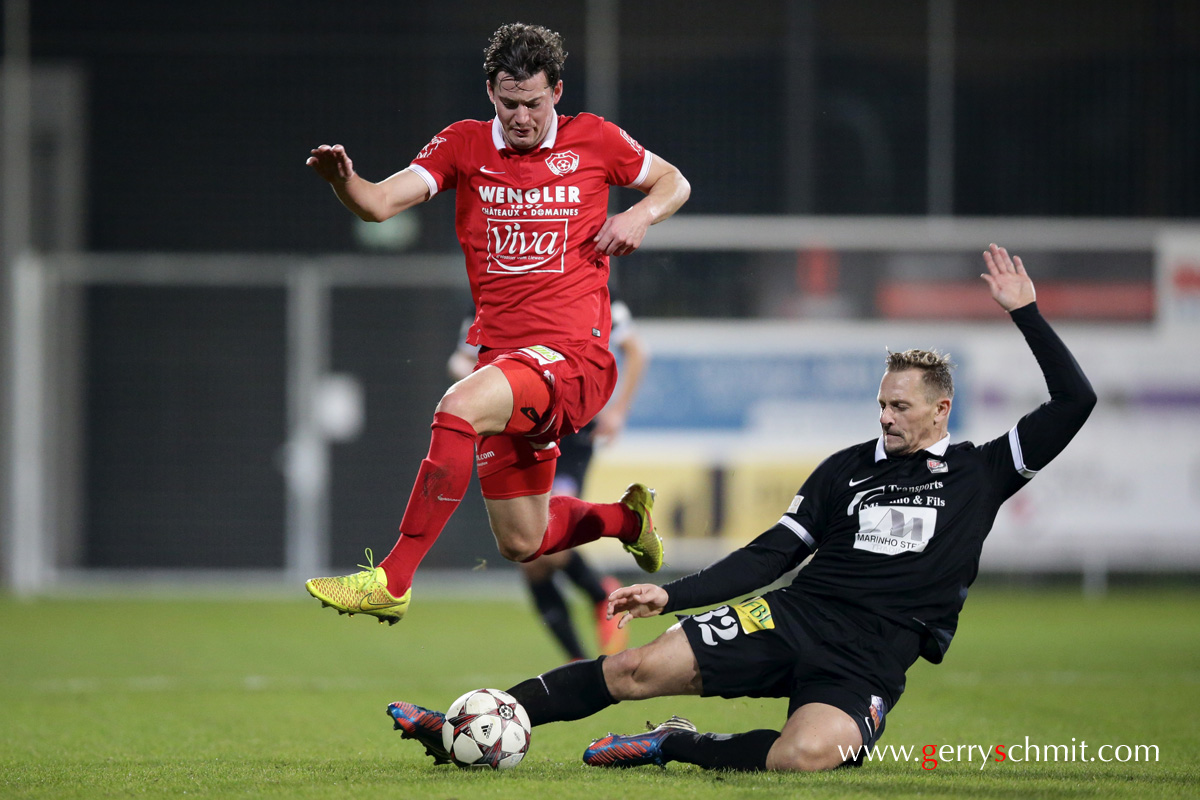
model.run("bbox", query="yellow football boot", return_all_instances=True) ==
[305,549,410,625]
[619,483,664,573]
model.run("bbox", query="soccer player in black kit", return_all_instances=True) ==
[386,244,1096,772]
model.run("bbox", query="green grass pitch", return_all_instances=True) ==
[1,583,1196,799]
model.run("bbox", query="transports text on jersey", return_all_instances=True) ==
[890,480,944,493]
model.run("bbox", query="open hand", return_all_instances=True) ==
[981,243,1036,312]
[607,583,668,629]
[306,144,356,185]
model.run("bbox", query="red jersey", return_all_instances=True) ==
[406,113,652,350]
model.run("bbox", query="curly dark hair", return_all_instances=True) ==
[483,22,568,88]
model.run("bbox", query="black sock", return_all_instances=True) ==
[507,656,617,726]
[660,729,780,772]
[528,577,587,660]
[561,551,607,604]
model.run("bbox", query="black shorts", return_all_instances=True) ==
[677,589,921,764]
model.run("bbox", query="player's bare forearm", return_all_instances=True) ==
[329,174,391,222]
[331,170,428,223]
[595,156,689,251]
[634,158,691,226]
[307,144,383,221]
[594,335,648,440]
[617,334,649,399]
[307,144,429,222]
[593,165,690,256]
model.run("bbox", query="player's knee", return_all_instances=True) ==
[436,367,514,435]
[434,389,479,428]
[494,535,539,563]
[603,646,661,700]
[486,496,550,562]
[491,520,544,562]
[766,737,845,772]
[600,647,640,698]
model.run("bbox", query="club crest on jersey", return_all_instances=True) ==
[618,128,644,155]
[926,458,948,474]
[545,150,580,176]
[416,135,446,159]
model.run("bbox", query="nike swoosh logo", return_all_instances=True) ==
[479,166,504,174]
[848,476,875,487]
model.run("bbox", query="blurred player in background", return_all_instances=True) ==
[388,245,1096,771]
[304,23,689,625]
[449,298,648,660]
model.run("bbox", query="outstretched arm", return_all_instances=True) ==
[607,525,812,627]
[983,243,1097,474]
[306,144,430,222]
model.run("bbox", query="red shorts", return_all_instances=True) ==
[474,343,617,500]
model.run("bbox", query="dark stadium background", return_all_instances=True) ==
[4,0,1197,572]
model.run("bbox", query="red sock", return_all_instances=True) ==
[379,411,476,595]
[527,495,640,561]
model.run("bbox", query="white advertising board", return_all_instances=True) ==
[586,317,1200,573]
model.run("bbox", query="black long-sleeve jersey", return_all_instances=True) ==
[660,303,1096,663]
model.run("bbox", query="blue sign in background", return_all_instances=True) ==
[626,351,966,434]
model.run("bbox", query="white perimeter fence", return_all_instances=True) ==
[5,217,1200,594]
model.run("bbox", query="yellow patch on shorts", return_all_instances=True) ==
[734,596,775,633]
[519,345,565,364]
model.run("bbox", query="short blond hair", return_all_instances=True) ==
[885,349,956,400]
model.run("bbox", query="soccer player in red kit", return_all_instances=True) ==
[303,23,690,624]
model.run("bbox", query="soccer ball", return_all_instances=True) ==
[441,688,532,770]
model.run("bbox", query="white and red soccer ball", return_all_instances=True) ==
[442,688,532,770]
